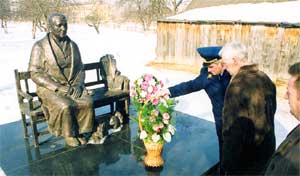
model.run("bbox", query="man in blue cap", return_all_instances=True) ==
[165,46,231,164]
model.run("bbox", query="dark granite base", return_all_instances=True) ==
[0,107,218,176]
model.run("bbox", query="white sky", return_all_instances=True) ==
[0,20,299,148]
[168,0,300,24]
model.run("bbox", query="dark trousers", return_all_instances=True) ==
[215,117,225,175]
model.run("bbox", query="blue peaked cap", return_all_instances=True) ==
[196,46,222,66]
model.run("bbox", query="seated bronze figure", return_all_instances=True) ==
[28,13,94,147]
[99,54,129,91]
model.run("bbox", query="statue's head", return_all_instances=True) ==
[99,54,118,79]
[48,13,68,40]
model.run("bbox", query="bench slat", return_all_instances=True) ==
[83,62,100,70]
[85,80,105,87]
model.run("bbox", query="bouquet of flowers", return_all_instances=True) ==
[130,73,177,144]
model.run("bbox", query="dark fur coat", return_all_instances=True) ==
[221,64,276,175]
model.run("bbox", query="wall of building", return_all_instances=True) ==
[156,20,300,80]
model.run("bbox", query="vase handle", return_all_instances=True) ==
[138,113,143,131]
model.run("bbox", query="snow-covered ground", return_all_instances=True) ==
[0,22,298,149]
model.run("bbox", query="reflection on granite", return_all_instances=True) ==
[0,108,218,176]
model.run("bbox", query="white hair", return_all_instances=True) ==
[219,41,248,62]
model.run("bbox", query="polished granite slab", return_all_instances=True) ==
[0,107,219,176]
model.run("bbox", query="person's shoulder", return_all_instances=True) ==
[35,35,48,44]
[200,66,208,75]
[31,35,48,50]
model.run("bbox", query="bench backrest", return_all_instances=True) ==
[15,62,107,102]
[14,69,39,104]
[83,62,106,88]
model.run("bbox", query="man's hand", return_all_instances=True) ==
[160,88,171,97]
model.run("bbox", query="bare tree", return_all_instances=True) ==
[85,1,110,34]
[165,0,190,14]
[17,0,70,39]
[118,0,170,31]
[0,0,10,33]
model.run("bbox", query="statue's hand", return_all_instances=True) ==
[71,86,82,99]
[57,85,70,95]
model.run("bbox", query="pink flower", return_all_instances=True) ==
[146,93,151,100]
[130,86,136,96]
[152,98,159,106]
[159,80,164,87]
[144,74,153,81]
[152,86,158,94]
[163,113,170,120]
[152,110,159,116]
[141,82,149,90]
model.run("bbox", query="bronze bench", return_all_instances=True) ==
[14,61,130,148]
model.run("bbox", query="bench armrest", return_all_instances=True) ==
[18,91,33,101]
[18,91,36,110]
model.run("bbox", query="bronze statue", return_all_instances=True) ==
[28,13,94,147]
[99,54,130,119]
[88,111,124,145]
[99,54,129,91]
[88,122,109,145]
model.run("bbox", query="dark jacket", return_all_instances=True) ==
[168,67,231,121]
[264,124,300,176]
[221,64,276,175]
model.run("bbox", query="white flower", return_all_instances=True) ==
[152,134,160,143]
[163,132,172,143]
[163,119,169,124]
[149,78,156,86]
[147,86,153,93]
[137,78,143,85]
[140,130,147,139]
[140,91,147,98]
[168,124,176,135]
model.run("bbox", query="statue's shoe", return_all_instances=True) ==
[77,137,87,145]
[64,137,80,147]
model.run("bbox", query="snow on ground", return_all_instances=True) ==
[168,0,300,24]
[0,22,298,148]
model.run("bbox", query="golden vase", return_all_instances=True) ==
[139,114,164,167]
[143,141,164,167]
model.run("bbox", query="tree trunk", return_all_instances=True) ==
[93,24,100,34]
[1,18,8,33]
[32,20,37,39]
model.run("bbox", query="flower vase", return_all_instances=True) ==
[143,141,164,167]
[139,115,164,167]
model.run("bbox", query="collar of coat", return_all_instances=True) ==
[230,64,258,82]
[239,64,259,73]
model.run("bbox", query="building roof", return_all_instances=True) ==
[167,1,300,24]
[185,0,289,10]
